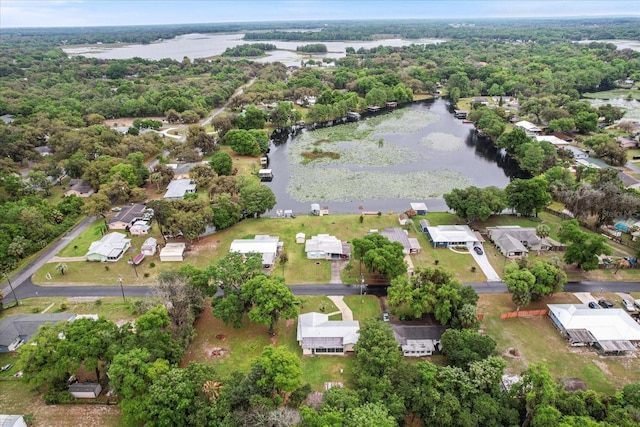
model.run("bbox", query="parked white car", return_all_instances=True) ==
[622,299,636,312]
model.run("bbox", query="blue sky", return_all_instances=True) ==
[1,1,638,28]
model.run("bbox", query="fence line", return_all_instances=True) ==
[500,309,549,319]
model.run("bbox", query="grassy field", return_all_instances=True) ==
[182,295,377,391]
[479,292,640,394]
[0,297,143,322]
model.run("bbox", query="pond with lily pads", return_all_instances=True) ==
[263,98,524,215]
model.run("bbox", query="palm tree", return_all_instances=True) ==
[202,381,222,400]
[56,263,68,276]
[535,223,550,251]
[150,172,163,192]
[279,251,289,277]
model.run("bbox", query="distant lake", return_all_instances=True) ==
[576,39,640,51]
[62,33,446,65]
[262,98,524,215]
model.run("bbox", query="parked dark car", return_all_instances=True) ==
[473,246,483,255]
[588,301,600,309]
[598,299,614,309]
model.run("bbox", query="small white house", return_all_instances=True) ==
[141,237,158,256]
[297,312,359,355]
[296,232,306,244]
[305,234,350,260]
[160,242,186,262]
[69,382,102,398]
[515,120,542,134]
[230,235,281,267]
[129,221,151,236]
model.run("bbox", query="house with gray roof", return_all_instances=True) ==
[64,179,95,198]
[297,312,359,355]
[85,232,131,262]
[305,234,350,260]
[108,203,146,229]
[392,323,446,357]
[0,313,76,352]
[380,227,421,254]
[163,179,196,199]
[487,226,551,257]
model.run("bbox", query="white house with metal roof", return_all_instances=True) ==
[425,225,479,248]
[163,179,196,199]
[305,234,350,260]
[548,304,640,354]
[297,312,359,355]
[85,232,131,262]
[230,235,281,267]
[515,120,542,134]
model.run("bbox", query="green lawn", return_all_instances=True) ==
[344,295,381,321]
[479,293,640,394]
[0,297,144,323]
[56,217,110,257]
[33,209,640,287]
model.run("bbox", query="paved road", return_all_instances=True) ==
[6,278,639,302]
[1,216,96,299]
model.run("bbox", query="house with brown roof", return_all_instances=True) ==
[64,179,95,198]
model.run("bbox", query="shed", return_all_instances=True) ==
[410,202,428,215]
[398,213,409,226]
[311,203,321,215]
[419,219,430,233]
[129,220,151,236]
[69,382,102,399]
[160,242,186,262]
[141,237,158,256]
[296,233,306,244]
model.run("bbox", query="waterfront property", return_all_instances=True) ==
[305,234,350,260]
[380,227,421,254]
[425,225,479,248]
[487,226,551,257]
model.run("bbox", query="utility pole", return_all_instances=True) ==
[118,275,125,303]
[3,272,19,307]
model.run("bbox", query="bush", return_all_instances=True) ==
[144,272,150,278]
[43,391,74,405]
[94,299,103,306]
[60,303,68,311]
[104,265,110,271]
[31,307,41,313]
[149,262,155,268]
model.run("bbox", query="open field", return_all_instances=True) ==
[479,292,640,394]
[0,297,142,323]
[182,295,376,391]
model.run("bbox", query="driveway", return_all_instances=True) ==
[468,244,501,282]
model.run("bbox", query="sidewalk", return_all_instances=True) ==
[327,295,353,321]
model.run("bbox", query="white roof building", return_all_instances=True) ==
[425,225,479,248]
[163,179,196,199]
[230,235,280,267]
[536,135,570,146]
[548,304,640,353]
[85,232,131,262]
[297,312,359,355]
[159,242,186,262]
[515,120,542,133]
[305,234,350,260]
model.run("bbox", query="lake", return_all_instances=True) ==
[62,32,446,65]
[262,98,523,215]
